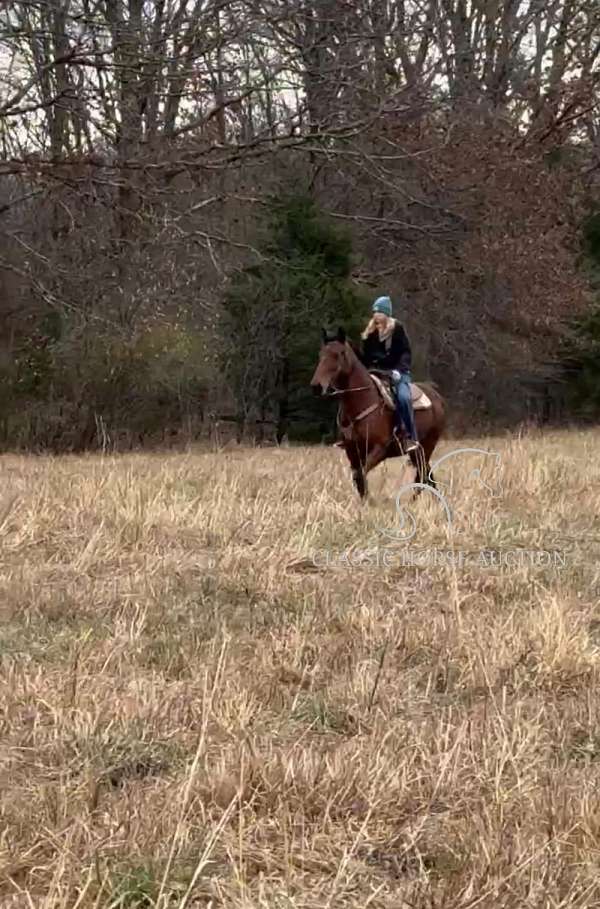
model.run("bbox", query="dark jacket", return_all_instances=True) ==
[361,320,412,373]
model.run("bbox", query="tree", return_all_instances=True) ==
[556,212,600,420]
[220,191,368,442]
[1,0,599,447]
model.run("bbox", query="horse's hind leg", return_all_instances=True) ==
[409,447,427,493]
[418,457,436,489]
[410,436,437,493]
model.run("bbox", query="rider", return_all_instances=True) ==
[360,295,418,452]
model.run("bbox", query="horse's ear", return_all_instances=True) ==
[337,326,346,343]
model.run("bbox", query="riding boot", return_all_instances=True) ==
[395,385,418,452]
[392,398,401,433]
[393,399,409,451]
[403,403,418,449]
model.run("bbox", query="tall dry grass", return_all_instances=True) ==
[1,427,600,907]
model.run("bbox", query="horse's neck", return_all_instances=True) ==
[348,353,371,388]
[341,347,376,416]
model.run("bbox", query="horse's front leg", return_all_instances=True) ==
[345,440,368,499]
[348,440,388,500]
[364,443,387,476]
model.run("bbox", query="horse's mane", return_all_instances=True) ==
[323,330,364,363]
[346,338,371,374]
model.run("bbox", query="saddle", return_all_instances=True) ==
[369,370,432,411]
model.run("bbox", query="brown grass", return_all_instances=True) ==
[1,427,600,907]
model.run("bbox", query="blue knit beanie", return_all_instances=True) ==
[372,295,392,316]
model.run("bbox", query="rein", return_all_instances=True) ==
[330,377,382,434]
[327,385,371,395]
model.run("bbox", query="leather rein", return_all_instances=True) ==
[328,380,384,434]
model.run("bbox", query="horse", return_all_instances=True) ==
[310,326,446,499]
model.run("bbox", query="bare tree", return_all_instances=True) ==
[0,0,598,446]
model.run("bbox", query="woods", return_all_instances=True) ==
[1,0,600,448]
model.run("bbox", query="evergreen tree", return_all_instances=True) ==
[221,192,369,442]
[558,212,600,420]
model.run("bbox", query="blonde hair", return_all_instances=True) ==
[361,314,395,340]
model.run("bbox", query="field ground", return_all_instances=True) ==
[1,427,600,908]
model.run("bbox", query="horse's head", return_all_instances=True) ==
[310,327,353,397]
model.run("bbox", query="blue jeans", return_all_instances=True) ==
[392,371,417,441]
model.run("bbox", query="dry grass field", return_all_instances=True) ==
[1,427,600,908]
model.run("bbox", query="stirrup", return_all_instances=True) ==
[392,426,407,451]
[393,424,417,455]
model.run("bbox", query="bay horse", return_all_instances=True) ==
[310,327,446,499]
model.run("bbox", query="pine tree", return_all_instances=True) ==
[221,192,368,442]
[558,212,600,420]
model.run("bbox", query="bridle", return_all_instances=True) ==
[319,344,383,429]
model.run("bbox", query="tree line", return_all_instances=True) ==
[1,0,599,448]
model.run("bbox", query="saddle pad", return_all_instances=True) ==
[370,373,432,411]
